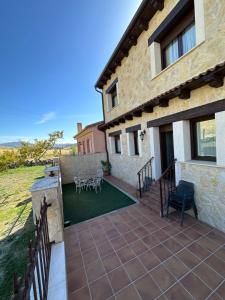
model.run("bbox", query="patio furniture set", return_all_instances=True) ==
[74,168,103,193]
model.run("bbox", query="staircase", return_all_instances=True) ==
[137,159,177,216]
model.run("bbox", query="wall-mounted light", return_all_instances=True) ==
[140,130,146,142]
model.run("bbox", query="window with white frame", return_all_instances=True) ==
[109,130,122,154]
[149,0,205,77]
[126,125,141,156]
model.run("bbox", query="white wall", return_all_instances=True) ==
[149,127,161,180]
[216,111,225,166]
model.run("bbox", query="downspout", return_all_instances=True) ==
[95,87,109,163]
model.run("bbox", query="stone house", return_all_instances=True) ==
[74,121,106,155]
[95,0,225,232]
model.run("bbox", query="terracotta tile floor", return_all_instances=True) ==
[64,177,225,300]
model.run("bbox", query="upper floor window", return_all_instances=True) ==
[106,79,119,111]
[191,116,216,161]
[163,22,196,68]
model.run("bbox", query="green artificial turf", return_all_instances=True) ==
[63,180,135,225]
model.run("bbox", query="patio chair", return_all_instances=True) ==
[166,180,198,226]
[74,176,86,193]
[87,177,102,193]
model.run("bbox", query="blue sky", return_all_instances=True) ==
[0,0,142,144]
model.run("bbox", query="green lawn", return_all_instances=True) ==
[63,180,135,225]
[0,166,45,300]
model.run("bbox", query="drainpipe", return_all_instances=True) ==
[95,87,109,163]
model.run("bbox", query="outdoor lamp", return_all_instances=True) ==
[140,130,146,141]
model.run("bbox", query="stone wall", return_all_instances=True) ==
[102,0,225,123]
[181,162,225,233]
[60,153,107,184]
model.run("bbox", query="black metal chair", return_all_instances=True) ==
[166,180,198,226]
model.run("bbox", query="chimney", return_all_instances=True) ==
[77,122,82,133]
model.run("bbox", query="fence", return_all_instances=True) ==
[12,199,53,300]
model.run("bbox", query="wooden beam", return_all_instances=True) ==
[109,123,114,128]
[113,60,121,67]
[138,19,149,31]
[125,114,133,121]
[143,105,154,113]
[120,48,129,57]
[153,0,164,11]
[113,121,120,126]
[205,74,224,88]
[133,110,142,117]
[159,98,169,107]
[128,36,137,46]
[119,118,125,123]
[175,88,191,99]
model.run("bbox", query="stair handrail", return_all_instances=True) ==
[157,159,177,217]
[137,157,154,198]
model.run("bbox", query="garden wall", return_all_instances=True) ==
[60,153,107,184]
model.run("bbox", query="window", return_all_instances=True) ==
[106,79,119,111]
[163,22,196,68]
[133,131,139,155]
[191,116,216,161]
[114,135,121,154]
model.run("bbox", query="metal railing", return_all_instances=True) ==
[137,157,154,198]
[158,159,177,217]
[12,199,52,300]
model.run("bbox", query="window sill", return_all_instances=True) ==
[181,160,225,169]
[151,40,205,81]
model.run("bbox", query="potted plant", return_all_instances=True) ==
[101,160,111,176]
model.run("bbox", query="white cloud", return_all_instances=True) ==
[35,111,56,124]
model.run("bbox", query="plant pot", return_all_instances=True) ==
[103,170,110,176]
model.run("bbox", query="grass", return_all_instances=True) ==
[63,180,135,225]
[0,166,45,300]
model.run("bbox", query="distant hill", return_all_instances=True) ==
[0,142,76,149]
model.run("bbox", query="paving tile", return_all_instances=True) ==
[144,222,159,233]
[116,284,141,300]
[187,242,211,259]
[163,225,180,236]
[215,281,225,298]
[192,223,212,235]
[101,252,121,273]
[151,229,169,241]
[69,286,91,300]
[174,232,192,247]
[135,274,161,300]
[82,247,99,266]
[197,235,220,252]
[117,245,136,263]
[98,241,114,258]
[207,230,225,245]
[151,244,172,261]
[164,255,188,279]
[108,266,130,293]
[142,234,159,248]
[163,237,183,253]
[215,246,225,262]
[123,231,139,244]
[165,283,192,300]
[89,275,113,300]
[110,236,127,251]
[139,250,161,271]
[134,226,149,238]
[206,292,222,300]
[86,259,105,283]
[183,227,202,240]
[205,255,225,277]
[181,272,211,300]
[67,267,87,293]
[124,258,146,281]
[66,254,83,273]
[130,240,148,256]
[106,228,120,240]
[194,262,223,290]
[176,249,200,269]
[150,264,176,291]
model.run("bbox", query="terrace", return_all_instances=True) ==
[65,176,225,300]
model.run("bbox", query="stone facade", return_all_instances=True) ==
[60,153,107,184]
[181,162,225,233]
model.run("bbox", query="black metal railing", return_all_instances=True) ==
[158,159,177,217]
[137,157,154,198]
[12,199,52,300]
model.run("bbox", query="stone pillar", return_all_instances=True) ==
[149,127,161,180]
[30,176,64,243]
[173,120,191,184]
[216,111,225,166]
